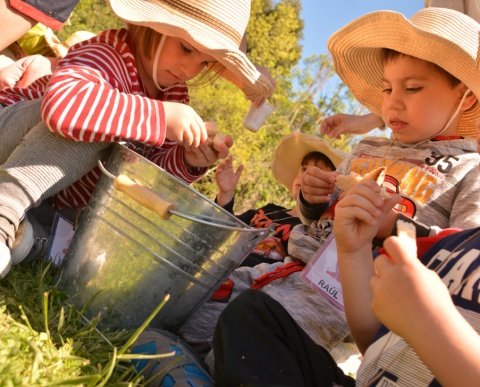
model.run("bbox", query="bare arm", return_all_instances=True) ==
[372,236,480,387]
[320,112,384,139]
[333,179,400,353]
[0,1,35,52]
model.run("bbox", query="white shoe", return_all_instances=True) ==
[11,218,34,265]
[0,242,12,279]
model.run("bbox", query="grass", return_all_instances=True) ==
[0,259,172,386]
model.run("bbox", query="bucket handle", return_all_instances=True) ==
[98,161,268,233]
[114,174,174,219]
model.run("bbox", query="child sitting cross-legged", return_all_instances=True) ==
[0,0,274,278]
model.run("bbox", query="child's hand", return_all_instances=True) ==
[215,155,244,193]
[163,102,209,149]
[334,180,400,254]
[301,167,338,204]
[250,64,276,106]
[371,235,456,341]
[215,156,244,206]
[184,134,233,168]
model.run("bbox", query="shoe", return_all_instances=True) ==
[11,214,49,265]
[131,329,214,387]
[21,214,49,263]
[11,217,33,265]
[0,242,12,279]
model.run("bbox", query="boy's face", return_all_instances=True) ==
[381,55,469,143]
[291,159,334,200]
[138,36,215,95]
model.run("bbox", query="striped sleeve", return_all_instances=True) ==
[41,32,166,147]
[0,75,48,105]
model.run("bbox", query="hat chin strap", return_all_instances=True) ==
[152,35,169,91]
[429,88,472,139]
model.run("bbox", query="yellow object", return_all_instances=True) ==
[16,24,56,57]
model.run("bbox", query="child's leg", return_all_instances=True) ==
[213,290,355,387]
[0,99,42,163]
[0,120,109,250]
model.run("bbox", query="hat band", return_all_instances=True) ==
[161,0,243,45]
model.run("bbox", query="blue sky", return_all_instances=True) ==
[300,0,425,57]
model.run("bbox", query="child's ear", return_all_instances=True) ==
[460,88,478,112]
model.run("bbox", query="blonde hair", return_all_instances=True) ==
[127,24,223,88]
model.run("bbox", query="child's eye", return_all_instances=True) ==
[406,87,422,93]
[381,88,392,94]
[181,43,192,54]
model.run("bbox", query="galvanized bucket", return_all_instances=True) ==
[58,144,269,331]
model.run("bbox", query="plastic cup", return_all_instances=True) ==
[243,101,274,132]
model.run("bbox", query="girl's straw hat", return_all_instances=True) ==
[328,7,480,137]
[272,132,346,190]
[108,0,274,101]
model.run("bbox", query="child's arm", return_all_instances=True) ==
[41,39,206,148]
[333,179,400,353]
[372,235,480,387]
[320,112,384,139]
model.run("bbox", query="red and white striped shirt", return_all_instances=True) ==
[0,29,206,209]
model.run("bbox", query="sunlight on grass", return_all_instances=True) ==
[0,260,170,386]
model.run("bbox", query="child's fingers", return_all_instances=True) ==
[383,236,418,266]
[235,164,244,179]
[373,253,394,277]
[338,182,386,219]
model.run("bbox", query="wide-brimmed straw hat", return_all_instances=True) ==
[272,132,346,189]
[328,7,480,137]
[108,0,274,101]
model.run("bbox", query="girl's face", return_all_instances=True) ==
[381,55,474,143]
[138,36,215,96]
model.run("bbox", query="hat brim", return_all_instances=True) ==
[272,133,346,190]
[108,0,274,100]
[328,8,480,137]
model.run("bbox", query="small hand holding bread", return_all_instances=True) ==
[336,166,390,198]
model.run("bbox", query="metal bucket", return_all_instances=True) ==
[58,144,269,331]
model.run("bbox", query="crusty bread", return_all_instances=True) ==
[336,167,387,193]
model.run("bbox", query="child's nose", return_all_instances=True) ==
[384,91,404,110]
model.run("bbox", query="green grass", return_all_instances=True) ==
[0,260,171,386]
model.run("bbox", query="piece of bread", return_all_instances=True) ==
[396,219,417,255]
[336,166,387,191]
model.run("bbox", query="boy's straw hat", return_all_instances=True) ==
[272,132,346,190]
[108,0,274,101]
[328,7,480,137]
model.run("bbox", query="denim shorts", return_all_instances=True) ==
[9,0,79,30]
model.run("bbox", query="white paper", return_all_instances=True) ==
[301,234,344,311]
[46,214,75,266]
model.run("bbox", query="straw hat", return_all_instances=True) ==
[328,7,480,137]
[108,0,274,101]
[272,132,346,189]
